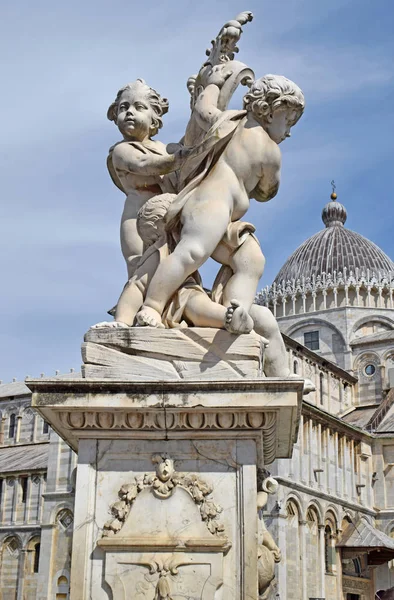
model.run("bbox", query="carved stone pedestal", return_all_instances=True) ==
[29,330,302,600]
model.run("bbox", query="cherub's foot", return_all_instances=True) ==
[288,374,316,395]
[136,306,165,328]
[90,321,130,330]
[107,305,117,317]
[224,299,254,334]
[302,378,316,395]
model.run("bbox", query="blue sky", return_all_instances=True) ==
[1,0,393,382]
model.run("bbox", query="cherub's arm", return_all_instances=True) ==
[112,143,187,177]
[193,84,223,132]
[192,62,235,132]
[251,143,282,202]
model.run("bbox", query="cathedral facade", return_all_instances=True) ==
[1,192,394,599]
[258,192,394,599]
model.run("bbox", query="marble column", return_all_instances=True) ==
[15,415,22,443]
[318,523,326,598]
[299,519,308,600]
[276,510,288,599]
[0,416,6,445]
[32,413,38,443]
[16,549,27,600]
[11,477,18,524]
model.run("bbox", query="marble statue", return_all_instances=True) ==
[94,11,309,382]
[135,73,304,329]
[257,473,282,599]
[107,79,187,278]
[29,14,313,600]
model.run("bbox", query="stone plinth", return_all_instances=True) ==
[82,327,264,380]
[29,331,302,600]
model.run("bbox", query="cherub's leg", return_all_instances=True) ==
[116,251,161,326]
[212,235,265,312]
[120,214,144,279]
[249,305,289,377]
[183,293,253,334]
[249,305,316,394]
[183,292,226,328]
[137,201,230,327]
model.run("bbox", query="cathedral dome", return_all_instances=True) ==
[274,194,394,284]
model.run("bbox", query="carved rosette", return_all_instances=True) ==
[102,454,225,539]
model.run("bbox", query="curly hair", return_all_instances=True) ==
[243,75,305,125]
[137,193,176,247]
[107,79,169,137]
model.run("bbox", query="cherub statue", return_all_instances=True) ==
[91,13,315,390]
[135,74,305,328]
[107,78,187,278]
[93,189,307,379]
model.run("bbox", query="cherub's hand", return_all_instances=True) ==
[204,65,233,89]
[166,142,194,163]
[173,145,195,167]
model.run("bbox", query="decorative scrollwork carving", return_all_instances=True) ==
[102,454,225,539]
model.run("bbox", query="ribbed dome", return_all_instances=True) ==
[274,196,394,283]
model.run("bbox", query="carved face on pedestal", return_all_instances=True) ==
[116,87,157,142]
[155,457,175,482]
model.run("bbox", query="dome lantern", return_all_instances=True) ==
[322,183,347,227]
[272,183,394,284]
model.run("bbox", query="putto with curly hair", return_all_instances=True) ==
[137,193,176,248]
[243,74,305,125]
[107,78,169,137]
[105,78,188,284]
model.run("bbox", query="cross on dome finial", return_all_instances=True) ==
[322,181,347,227]
[330,179,337,200]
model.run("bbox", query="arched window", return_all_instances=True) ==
[42,420,49,434]
[293,360,298,374]
[324,525,334,573]
[56,574,70,599]
[33,543,40,573]
[353,557,362,576]
[21,477,28,503]
[9,414,16,439]
[320,373,324,405]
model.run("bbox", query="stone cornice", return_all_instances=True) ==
[30,378,302,464]
[283,333,357,383]
[275,476,376,517]
[0,525,42,531]
[26,377,301,395]
[302,401,372,440]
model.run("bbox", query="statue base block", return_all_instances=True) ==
[82,327,263,380]
[29,331,302,600]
